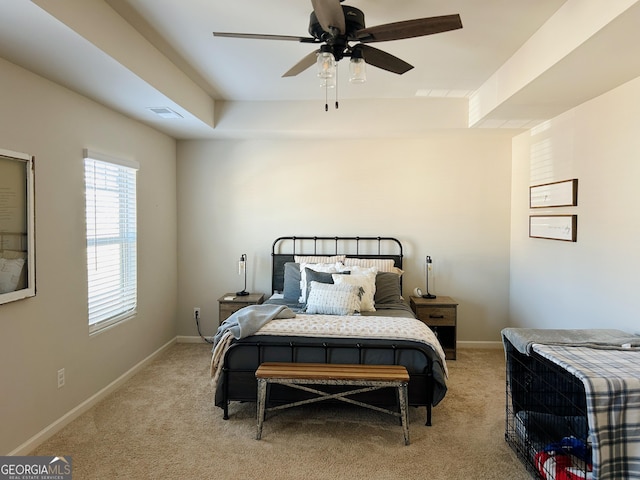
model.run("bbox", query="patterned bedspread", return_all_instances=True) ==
[211,314,448,393]
[532,344,640,480]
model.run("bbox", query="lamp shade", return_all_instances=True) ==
[237,254,249,296]
[424,255,436,299]
[349,57,367,83]
[316,48,336,79]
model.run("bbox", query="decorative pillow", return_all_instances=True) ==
[374,272,403,305]
[0,257,25,293]
[294,255,345,264]
[304,268,350,303]
[332,266,377,312]
[298,262,348,303]
[344,257,403,275]
[282,262,302,300]
[304,281,363,315]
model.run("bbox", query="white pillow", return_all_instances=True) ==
[332,266,377,312]
[0,257,25,293]
[298,262,348,303]
[344,258,403,275]
[304,281,362,315]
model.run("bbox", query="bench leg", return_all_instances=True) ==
[398,383,410,445]
[256,378,267,440]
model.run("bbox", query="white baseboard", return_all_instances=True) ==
[458,341,503,349]
[9,337,177,456]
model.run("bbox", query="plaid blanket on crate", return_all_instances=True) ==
[532,344,640,480]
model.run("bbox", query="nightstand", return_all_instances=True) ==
[217,293,265,325]
[410,296,458,360]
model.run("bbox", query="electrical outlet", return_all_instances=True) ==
[57,368,65,388]
[193,307,200,320]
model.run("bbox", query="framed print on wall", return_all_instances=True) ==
[530,179,578,208]
[529,215,577,242]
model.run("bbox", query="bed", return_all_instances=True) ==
[211,236,448,425]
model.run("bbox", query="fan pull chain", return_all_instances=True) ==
[323,67,339,112]
[335,68,339,109]
[324,74,329,111]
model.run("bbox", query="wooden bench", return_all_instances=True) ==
[255,362,410,445]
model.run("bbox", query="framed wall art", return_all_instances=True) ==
[530,179,578,208]
[529,215,577,242]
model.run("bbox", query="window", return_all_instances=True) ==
[83,149,138,333]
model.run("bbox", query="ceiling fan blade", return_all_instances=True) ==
[213,32,318,43]
[358,44,413,75]
[282,50,320,77]
[311,0,346,35]
[356,14,462,43]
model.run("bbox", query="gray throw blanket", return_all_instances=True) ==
[502,327,640,355]
[212,304,296,349]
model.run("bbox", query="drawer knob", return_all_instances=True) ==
[429,314,444,319]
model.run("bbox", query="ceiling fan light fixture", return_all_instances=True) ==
[316,46,336,79]
[349,57,366,84]
[213,2,463,110]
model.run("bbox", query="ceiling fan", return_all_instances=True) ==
[212,0,463,79]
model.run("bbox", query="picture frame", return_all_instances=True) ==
[529,179,578,208]
[529,215,577,242]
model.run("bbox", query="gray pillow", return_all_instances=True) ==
[304,268,350,303]
[374,272,402,305]
[282,262,301,300]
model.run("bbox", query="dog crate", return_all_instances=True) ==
[504,338,592,479]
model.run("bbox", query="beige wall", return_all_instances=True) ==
[0,58,178,455]
[510,76,640,333]
[176,132,515,345]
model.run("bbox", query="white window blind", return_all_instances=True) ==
[83,150,138,332]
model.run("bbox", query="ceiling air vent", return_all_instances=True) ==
[146,107,183,119]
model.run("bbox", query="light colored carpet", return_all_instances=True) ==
[31,344,532,479]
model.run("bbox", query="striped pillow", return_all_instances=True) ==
[294,255,346,264]
[344,258,403,275]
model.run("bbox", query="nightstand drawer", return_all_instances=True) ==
[220,303,249,319]
[414,307,456,326]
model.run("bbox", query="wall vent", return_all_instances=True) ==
[146,107,183,119]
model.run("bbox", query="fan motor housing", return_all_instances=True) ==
[309,5,365,40]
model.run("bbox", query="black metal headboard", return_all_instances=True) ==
[271,236,403,293]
